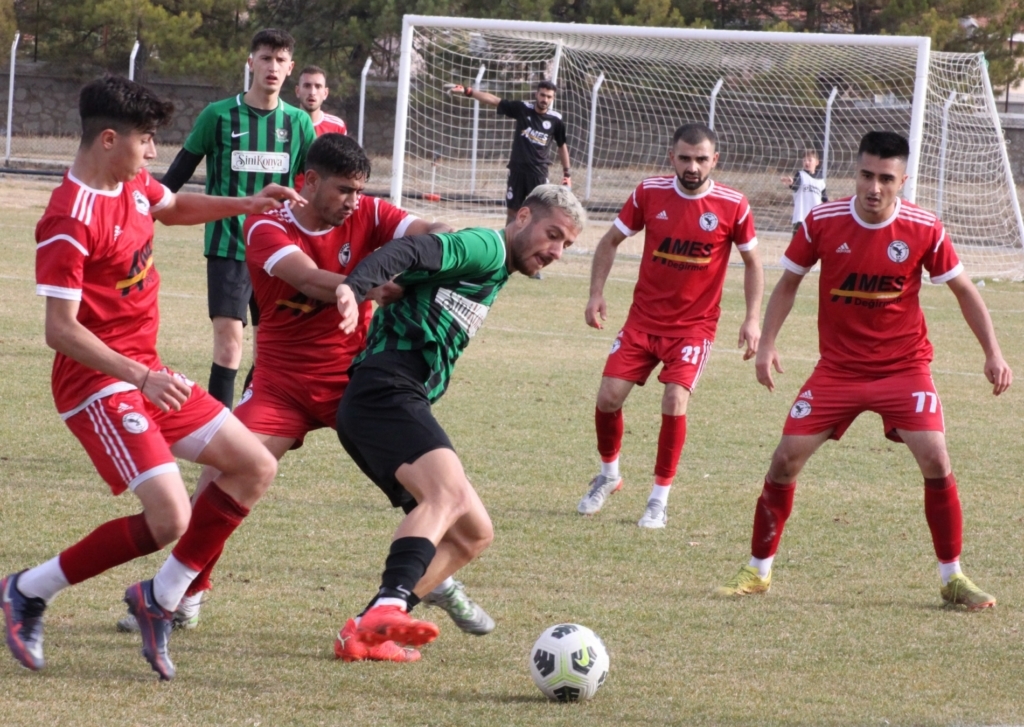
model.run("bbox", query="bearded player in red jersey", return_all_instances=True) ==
[577,122,764,529]
[0,76,307,681]
[717,131,1012,608]
[114,133,495,659]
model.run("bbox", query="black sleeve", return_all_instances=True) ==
[821,188,828,203]
[160,149,204,192]
[789,170,801,191]
[344,234,444,302]
[495,99,518,119]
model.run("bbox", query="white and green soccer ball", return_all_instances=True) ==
[529,623,609,702]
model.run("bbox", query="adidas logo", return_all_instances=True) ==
[655,210,668,220]
[836,242,851,253]
[799,390,813,399]
[116,402,134,412]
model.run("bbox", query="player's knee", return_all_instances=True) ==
[768,447,803,482]
[596,388,625,413]
[917,450,951,479]
[148,508,190,547]
[248,450,278,492]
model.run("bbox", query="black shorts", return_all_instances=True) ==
[335,351,454,511]
[506,168,548,210]
[207,256,260,326]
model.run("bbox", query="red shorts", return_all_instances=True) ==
[234,368,348,448]
[601,326,713,391]
[783,368,945,442]
[63,375,227,496]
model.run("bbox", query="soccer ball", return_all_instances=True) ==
[529,623,610,702]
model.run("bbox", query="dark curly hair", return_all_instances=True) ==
[79,75,174,145]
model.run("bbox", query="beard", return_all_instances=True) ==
[677,172,708,191]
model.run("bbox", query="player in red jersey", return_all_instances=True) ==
[577,123,764,529]
[0,76,304,681]
[717,131,1012,608]
[292,65,348,193]
[114,133,495,658]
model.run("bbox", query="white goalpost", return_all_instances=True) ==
[392,16,1024,279]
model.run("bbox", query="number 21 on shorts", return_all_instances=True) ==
[680,345,702,364]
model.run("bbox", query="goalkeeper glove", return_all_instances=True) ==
[443,83,472,97]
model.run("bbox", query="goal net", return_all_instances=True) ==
[393,17,1024,279]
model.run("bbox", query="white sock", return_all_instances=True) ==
[648,483,671,505]
[749,556,774,578]
[373,597,407,610]
[176,591,204,617]
[938,560,962,586]
[152,555,200,612]
[431,577,455,596]
[16,556,70,603]
[600,457,620,480]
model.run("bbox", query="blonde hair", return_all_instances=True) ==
[523,184,587,231]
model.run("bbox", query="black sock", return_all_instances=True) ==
[371,536,436,609]
[208,363,237,410]
[242,364,255,392]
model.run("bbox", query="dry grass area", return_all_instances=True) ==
[2,176,1024,726]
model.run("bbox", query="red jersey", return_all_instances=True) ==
[616,177,758,339]
[35,170,173,415]
[313,113,347,136]
[781,196,963,379]
[244,196,414,376]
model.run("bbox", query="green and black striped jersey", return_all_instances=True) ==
[184,95,316,260]
[354,227,510,402]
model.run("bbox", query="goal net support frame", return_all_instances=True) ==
[393,15,1024,279]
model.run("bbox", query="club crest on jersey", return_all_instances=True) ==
[275,128,289,142]
[887,240,910,263]
[542,120,551,130]
[507,187,514,200]
[699,212,718,232]
[122,412,149,434]
[132,190,150,214]
[339,243,351,267]
[790,400,812,419]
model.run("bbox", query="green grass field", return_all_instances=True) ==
[2,177,1024,726]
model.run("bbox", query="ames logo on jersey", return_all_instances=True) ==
[829,272,906,307]
[652,238,714,269]
[116,240,155,297]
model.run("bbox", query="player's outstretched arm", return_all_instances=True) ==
[586,226,627,329]
[738,246,765,360]
[946,272,1013,395]
[444,83,500,107]
[755,270,803,392]
[44,297,190,412]
[152,184,304,227]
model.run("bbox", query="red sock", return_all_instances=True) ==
[59,513,159,585]
[171,482,249,572]
[595,407,623,462]
[185,545,224,596]
[751,477,796,559]
[924,474,962,562]
[654,414,687,485]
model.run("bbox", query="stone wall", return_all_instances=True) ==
[0,62,398,154]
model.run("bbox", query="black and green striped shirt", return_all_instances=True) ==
[184,95,316,260]
[353,228,510,402]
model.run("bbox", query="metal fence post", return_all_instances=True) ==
[358,57,372,146]
[6,31,19,166]
[469,63,486,193]
[585,72,605,201]
[129,39,140,80]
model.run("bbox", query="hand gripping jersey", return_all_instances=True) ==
[35,170,173,415]
[184,95,316,261]
[615,177,758,340]
[496,100,567,176]
[781,196,963,379]
[243,197,416,376]
[353,228,510,403]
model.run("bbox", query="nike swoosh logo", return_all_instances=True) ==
[232,131,248,138]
